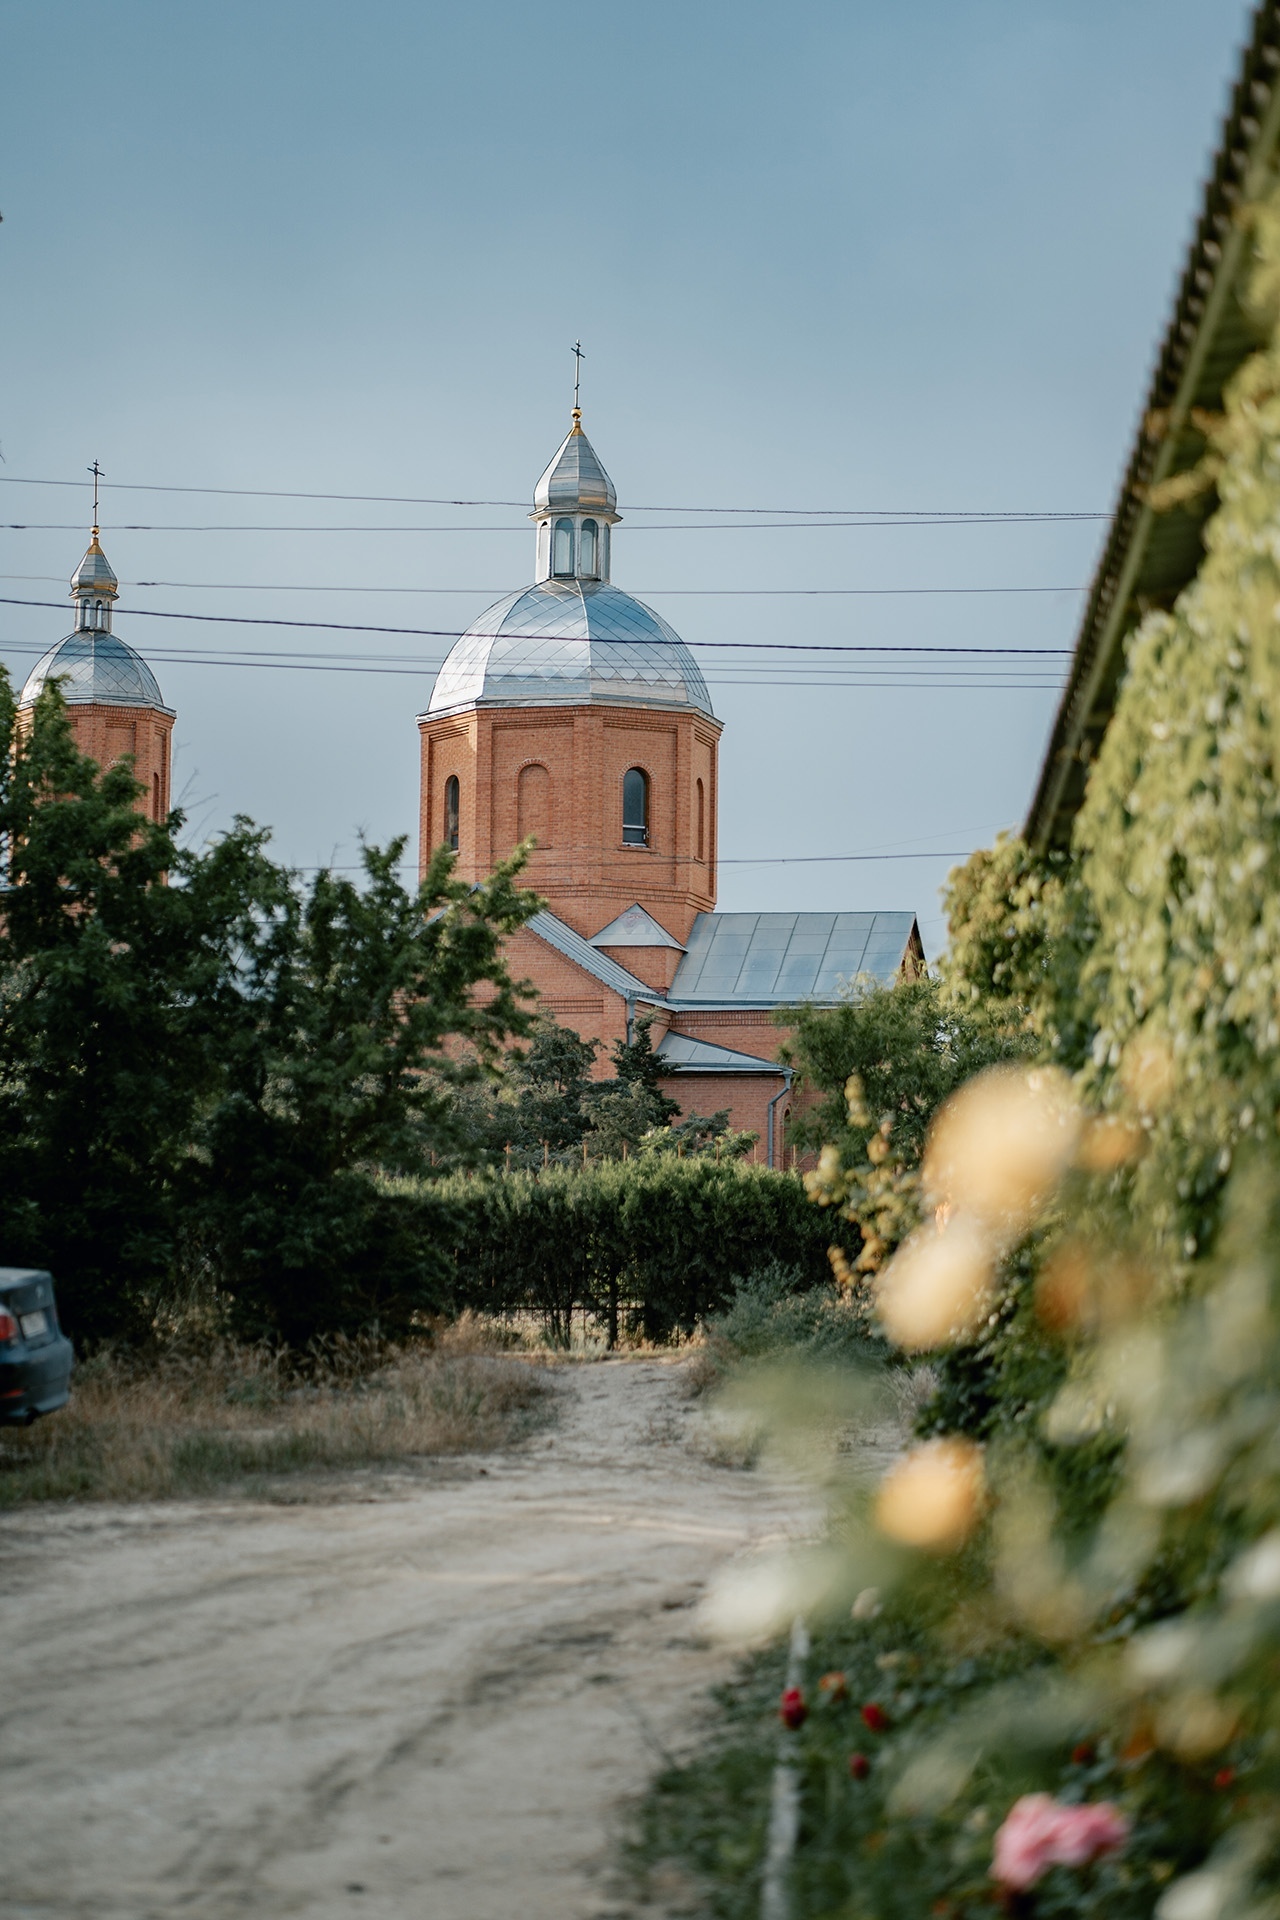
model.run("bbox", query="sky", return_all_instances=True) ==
[0,0,1257,955]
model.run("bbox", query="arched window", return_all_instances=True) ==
[444,774,460,852]
[152,771,162,822]
[579,518,598,578]
[622,767,649,847]
[517,762,551,844]
[696,777,705,862]
[552,517,574,577]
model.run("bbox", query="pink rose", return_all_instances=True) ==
[992,1794,1129,1891]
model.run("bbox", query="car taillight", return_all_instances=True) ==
[0,1309,18,1342]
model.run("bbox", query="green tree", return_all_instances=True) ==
[782,974,1030,1170]
[193,840,540,1345]
[0,672,541,1347]
[609,1011,680,1123]
[0,674,282,1343]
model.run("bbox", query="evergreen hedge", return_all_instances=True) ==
[416,1157,833,1343]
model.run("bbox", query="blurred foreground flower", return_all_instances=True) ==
[779,1686,808,1729]
[874,1213,994,1350]
[875,1438,986,1553]
[923,1065,1081,1239]
[991,1794,1129,1891]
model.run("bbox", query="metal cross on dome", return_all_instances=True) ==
[88,459,104,532]
[572,340,584,411]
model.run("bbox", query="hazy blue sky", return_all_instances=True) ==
[0,1,1255,952]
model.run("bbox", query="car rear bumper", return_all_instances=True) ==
[0,1336,74,1423]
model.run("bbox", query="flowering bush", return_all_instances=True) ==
[634,179,1280,1920]
[992,1795,1129,1892]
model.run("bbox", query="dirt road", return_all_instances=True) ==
[0,1357,810,1920]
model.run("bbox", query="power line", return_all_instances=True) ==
[0,595,1072,654]
[3,517,1103,534]
[0,571,1089,599]
[0,470,1110,519]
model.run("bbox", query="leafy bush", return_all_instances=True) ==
[701,1263,884,1371]
[418,1158,834,1344]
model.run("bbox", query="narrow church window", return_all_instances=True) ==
[696,777,705,861]
[552,518,574,577]
[600,524,610,577]
[153,771,162,822]
[517,762,551,844]
[622,767,649,847]
[444,774,460,851]
[579,518,598,578]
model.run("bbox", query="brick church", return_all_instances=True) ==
[21,526,174,821]
[417,411,923,1164]
[31,418,922,1168]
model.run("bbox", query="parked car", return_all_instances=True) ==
[0,1268,73,1423]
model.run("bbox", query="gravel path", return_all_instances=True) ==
[0,1356,813,1920]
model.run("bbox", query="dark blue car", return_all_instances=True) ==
[0,1268,73,1423]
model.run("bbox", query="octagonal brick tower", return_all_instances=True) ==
[20,529,174,822]
[418,410,721,954]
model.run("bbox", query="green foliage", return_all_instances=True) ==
[635,163,1280,1920]
[0,677,539,1346]
[416,1158,833,1344]
[609,1010,680,1121]
[0,677,283,1342]
[702,1263,884,1369]
[783,975,1030,1169]
[447,1011,684,1168]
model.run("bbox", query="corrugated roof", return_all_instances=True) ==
[526,909,653,1000]
[666,911,920,1007]
[656,1032,784,1074]
[1027,2,1280,849]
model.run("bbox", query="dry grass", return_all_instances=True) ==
[0,1335,551,1507]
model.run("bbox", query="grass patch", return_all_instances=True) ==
[0,1331,551,1505]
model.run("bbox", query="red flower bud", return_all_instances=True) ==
[818,1670,849,1703]
[1071,1742,1096,1766]
[780,1687,808,1730]
[860,1702,890,1733]
[1214,1767,1236,1792]
[848,1751,871,1780]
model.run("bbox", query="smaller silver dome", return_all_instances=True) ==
[20,632,172,712]
[534,414,617,515]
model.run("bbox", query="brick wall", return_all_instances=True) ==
[419,701,721,944]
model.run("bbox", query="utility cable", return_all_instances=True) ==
[0,595,1072,654]
[0,471,1110,519]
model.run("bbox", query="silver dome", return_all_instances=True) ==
[20,632,172,712]
[71,538,119,597]
[534,416,617,514]
[425,579,714,718]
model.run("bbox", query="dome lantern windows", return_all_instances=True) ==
[622,766,649,847]
[579,518,599,579]
[552,518,574,578]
